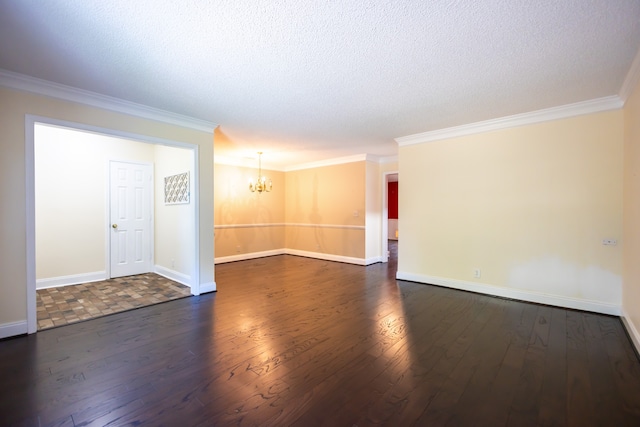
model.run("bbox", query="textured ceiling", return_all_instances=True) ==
[1,0,639,169]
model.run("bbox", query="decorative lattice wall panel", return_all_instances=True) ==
[164,172,190,205]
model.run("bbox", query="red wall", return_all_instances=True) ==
[388,181,398,219]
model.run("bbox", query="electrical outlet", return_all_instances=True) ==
[236,245,241,253]
[602,239,617,246]
[171,259,175,268]
[473,268,481,279]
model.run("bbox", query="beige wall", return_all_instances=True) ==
[0,87,214,331]
[214,162,285,258]
[35,127,196,286]
[214,159,376,262]
[365,161,382,261]
[623,77,640,346]
[285,161,366,259]
[154,145,196,280]
[380,160,399,174]
[399,110,624,311]
[35,124,156,281]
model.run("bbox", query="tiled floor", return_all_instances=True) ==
[36,273,191,330]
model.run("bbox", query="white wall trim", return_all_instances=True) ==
[0,321,28,339]
[214,223,286,229]
[285,249,370,265]
[285,223,365,230]
[395,96,624,146]
[25,115,37,334]
[621,309,640,356]
[199,282,217,293]
[191,144,201,296]
[364,256,384,265]
[379,155,398,164]
[396,271,621,316]
[215,249,379,266]
[1,69,217,133]
[215,249,286,264]
[620,45,640,103]
[214,223,365,230]
[216,153,398,172]
[284,154,369,172]
[36,271,107,290]
[154,265,192,287]
[214,155,284,172]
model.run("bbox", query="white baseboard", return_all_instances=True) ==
[199,282,216,294]
[154,265,192,287]
[621,309,640,355]
[364,256,384,265]
[36,271,107,290]
[284,249,369,265]
[214,248,378,266]
[396,271,621,316]
[215,249,285,264]
[154,265,215,295]
[0,321,28,339]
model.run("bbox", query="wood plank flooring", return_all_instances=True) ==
[1,252,640,426]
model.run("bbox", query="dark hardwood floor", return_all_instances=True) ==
[1,249,640,426]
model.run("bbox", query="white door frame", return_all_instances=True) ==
[25,115,201,334]
[381,170,399,263]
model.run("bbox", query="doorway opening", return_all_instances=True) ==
[382,171,399,267]
[26,116,200,333]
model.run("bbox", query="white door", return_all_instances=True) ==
[109,161,153,278]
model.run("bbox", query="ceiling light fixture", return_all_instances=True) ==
[249,152,272,193]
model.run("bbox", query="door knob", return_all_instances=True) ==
[112,224,118,229]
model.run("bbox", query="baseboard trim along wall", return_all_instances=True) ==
[215,249,381,266]
[214,223,365,230]
[365,256,385,265]
[621,310,640,356]
[199,282,217,294]
[396,271,621,316]
[154,265,192,287]
[36,271,107,290]
[154,266,216,294]
[0,320,28,339]
[214,249,286,264]
[285,249,376,265]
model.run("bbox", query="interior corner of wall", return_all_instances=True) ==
[622,308,640,355]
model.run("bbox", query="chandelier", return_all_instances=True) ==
[249,152,272,193]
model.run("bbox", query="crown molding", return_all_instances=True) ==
[395,96,624,146]
[620,45,640,103]
[216,152,396,171]
[379,155,398,164]
[284,154,369,171]
[0,69,218,133]
[285,153,398,171]
[214,154,284,171]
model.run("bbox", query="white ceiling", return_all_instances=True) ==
[1,0,639,169]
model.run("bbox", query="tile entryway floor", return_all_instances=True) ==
[36,273,191,330]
